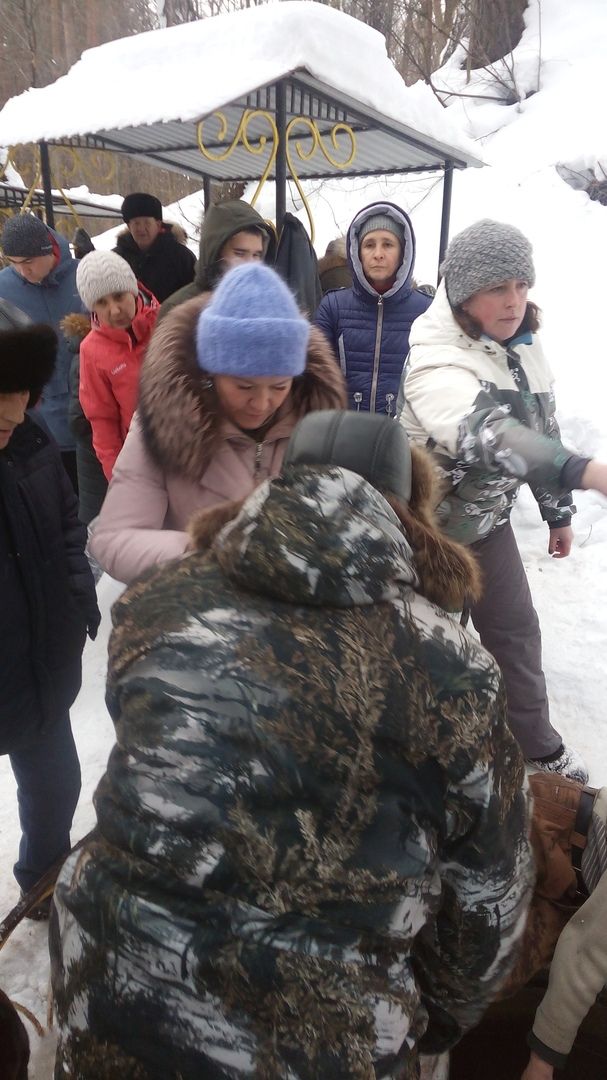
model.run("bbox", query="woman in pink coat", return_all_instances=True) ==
[90,263,346,583]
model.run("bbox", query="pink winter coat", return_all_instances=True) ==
[79,289,159,480]
[90,293,346,584]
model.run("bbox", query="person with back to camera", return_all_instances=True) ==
[314,201,432,415]
[50,409,533,1078]
[89,262,346,584]
[400,218,607,784]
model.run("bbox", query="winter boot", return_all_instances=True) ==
[526,743,589,785]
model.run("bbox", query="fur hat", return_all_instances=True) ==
[121,192,162,223]
[441,219,535,308]
[358,213,404,248]
[195,263,310,378]
[0,299,57,406]
[76,250,138,311]
[284,410,412,504]
[1,215,54,258]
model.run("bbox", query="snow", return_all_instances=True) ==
[2,0,607,1074]
[0,2,476,160]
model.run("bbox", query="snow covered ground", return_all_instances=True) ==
[1,0,607,1073]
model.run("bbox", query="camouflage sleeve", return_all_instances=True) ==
[456,389,573,500]
[526,409,575,524]
[414,687,534,1053]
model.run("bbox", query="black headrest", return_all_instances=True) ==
[283,410,412,504]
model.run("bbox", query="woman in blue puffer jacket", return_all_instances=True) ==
[314,201,432,414]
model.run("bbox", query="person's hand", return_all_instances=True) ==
[548,525,573,558]
[520,1050,554,1079]
[581,459,607,496]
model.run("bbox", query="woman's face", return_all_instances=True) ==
[213,374,293,430]
[462,278,529,342]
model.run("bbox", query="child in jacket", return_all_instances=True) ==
[76,250,158,481]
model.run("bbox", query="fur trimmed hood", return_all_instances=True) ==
[0,300,57,406]
[138,293,346,482]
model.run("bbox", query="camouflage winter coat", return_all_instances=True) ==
[51,466,533,1079]
[400,283,578,545]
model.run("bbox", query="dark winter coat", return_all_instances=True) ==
[315,202,432,414]
[157,200,276,321]
[274,212,322,316]
[63,314,108,525]
[0,417,99,754]
[51,463,533,1079]
[113,225,195,304]
[0,230,86,451]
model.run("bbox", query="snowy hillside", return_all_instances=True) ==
[1,1,607,1074]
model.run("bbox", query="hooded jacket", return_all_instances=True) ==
[157,200,276,321]
[314,202,432,414]
[79,288,159,481]
[0,416,99,752]
[51,464,533,1079]
[114,224,196,304]
[89,294,345,583]
[400,282,584,545]
[0,228,86,450]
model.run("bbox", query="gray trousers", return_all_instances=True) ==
[470,522,562,759]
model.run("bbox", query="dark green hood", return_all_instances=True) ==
[195,199,276,290]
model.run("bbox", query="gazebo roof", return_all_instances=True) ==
[0,2,482,183]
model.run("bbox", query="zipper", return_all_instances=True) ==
[385,393,395,417]
[254,440,263,478]
[353,392,362,411]
[369,296,384,413]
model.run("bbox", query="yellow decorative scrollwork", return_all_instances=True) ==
[196,108,357,242]
[197,109,278,206]
[1,144,117,233]
[285,118,356,244]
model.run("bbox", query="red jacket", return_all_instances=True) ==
[79,289,158,481]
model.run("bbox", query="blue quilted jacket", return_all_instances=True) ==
[315,202,432,414]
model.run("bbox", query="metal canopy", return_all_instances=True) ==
[46,72,480,183]
[0,182,122,221]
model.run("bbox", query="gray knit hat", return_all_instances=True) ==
[76,250,138,311]
[441,219,535,308]
[358,213,404,248]
[1,215,54,258]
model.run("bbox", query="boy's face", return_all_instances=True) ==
[7,253,56,284]
[0,390,29,449]
[92,291,137,330]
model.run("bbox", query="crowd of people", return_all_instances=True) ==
[1,193,607,1078]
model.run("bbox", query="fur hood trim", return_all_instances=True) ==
[188,442,481,612]
[60,313,91,343]
[139,293,346,481]
[0,324,57,405]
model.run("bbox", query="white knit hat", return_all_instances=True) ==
[76,250,138,311]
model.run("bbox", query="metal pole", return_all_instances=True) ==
[437,160,453,283]
[203,175,212,212]
[38,141,55,229]
[275,80,287,233]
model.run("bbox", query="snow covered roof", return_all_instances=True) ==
[0,2,482,182]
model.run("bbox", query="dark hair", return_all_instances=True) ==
[453,300,541,340]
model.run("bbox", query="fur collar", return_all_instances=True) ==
[138,293,346,481]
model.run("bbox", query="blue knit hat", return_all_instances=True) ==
[195,263,310,377]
